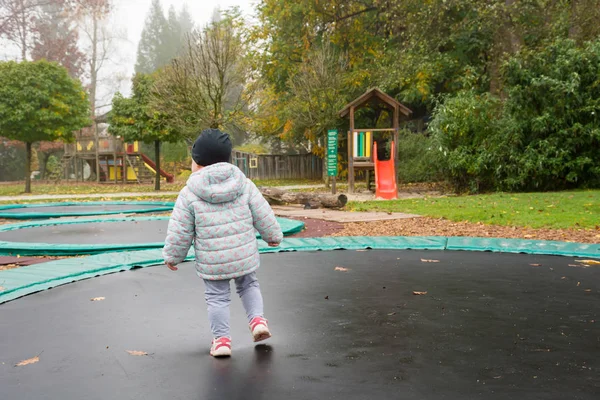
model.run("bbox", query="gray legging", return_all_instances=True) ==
[203,272,264,339]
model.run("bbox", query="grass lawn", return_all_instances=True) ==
[0,179,322,197]
[348,190,600,229]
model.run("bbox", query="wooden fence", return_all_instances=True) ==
[231,151,323,180]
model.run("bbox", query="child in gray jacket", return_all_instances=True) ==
[163,129,283,357]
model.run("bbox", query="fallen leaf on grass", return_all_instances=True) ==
[420,259,439,263]
[575,260,600,265]
[334,267,349,272]
[15,356,39,367]
[413,291,428,295]
[90,297,105,301]
[126,350,148,356]
[387,312,397,316]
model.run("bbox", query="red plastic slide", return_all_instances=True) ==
[139,153,175,183]
[373,141,398,200]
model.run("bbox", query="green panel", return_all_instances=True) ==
[1,235,598,304]
[446,237,600,258]
[0,201,175,219]
[0,236,446,303]
[359,133,364,156]
[0,216,305,256]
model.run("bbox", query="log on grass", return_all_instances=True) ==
[259,187,348,209]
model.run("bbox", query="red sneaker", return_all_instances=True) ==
[249,317,272,342]
[210,337,232,357]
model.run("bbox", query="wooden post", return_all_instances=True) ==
[393,106,399,172]
[348,106,355,193]
[94,122,100,183]
[113,137,117,184]
[122,142,126,183]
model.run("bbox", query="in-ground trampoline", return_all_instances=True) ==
[0,247,598,399]
[0,201,175,219]
[0,216,306,255]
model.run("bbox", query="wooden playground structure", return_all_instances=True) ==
[63,135,174,184]
[339,88,412,198]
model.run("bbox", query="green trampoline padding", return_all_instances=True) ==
[0,216,305,256]
[0,201,175,219]
[0,236,598,304]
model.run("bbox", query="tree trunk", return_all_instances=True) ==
[39,152,49,180]
[568,0,580,39]
[90,15,100,182]
[155,140,161,191]
[259,187,347,209]
[25,142,32,193]
[20,0,27,61]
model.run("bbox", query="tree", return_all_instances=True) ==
[152,14,252,138]
[31,1,85,78]
[0,60,90,192]
[135,0,168,74]
[286,42,348,153]
[74,0,114,181]
[177,4,194,37]
[0,0,41,60]
[109,73,180,190]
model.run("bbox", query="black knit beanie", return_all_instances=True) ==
[191,129,232,166]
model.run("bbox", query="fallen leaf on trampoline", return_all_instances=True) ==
[90,297,105,301]
[577,282,581,287]
[413,291,428,295]
[575,259,600,265]
[561,277,567,280]
[334,266,349,272]
[568,264,579,267]
[15,356,39,367]
[420,259,439,263]
[529,264,541,267]
[584,289,592,292]
[126,350,148,356]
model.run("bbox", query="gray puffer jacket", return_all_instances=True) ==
[162,163,282,280]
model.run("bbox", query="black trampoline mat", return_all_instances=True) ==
[0,219,168,244]
[0,204,165,214]
[1,250,598,400]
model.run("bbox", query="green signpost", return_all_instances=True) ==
[327,129,338,194]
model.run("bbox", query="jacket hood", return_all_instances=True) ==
[186,163,247,204]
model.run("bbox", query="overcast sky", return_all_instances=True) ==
[113,0,256,96]
[0,0,257,108]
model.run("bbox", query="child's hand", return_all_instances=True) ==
[166,262,178,271]
[268,242,280,247]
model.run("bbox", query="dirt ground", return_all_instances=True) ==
[331,217,600,244]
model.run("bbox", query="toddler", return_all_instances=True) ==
[163,129,283,357]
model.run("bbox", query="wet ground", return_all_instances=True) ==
[1,250,598,399]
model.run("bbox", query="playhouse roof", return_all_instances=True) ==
[339,88,412,118]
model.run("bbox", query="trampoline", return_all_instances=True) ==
[0,201,175,219]
[0,216,306,256]
[1,249,598,399]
